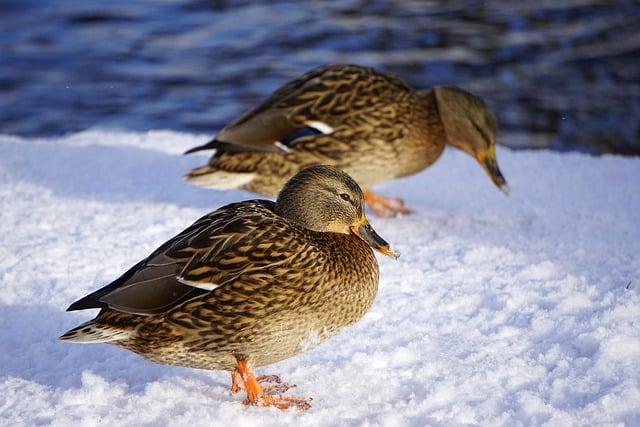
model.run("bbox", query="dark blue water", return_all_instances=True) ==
[1,0,639,154]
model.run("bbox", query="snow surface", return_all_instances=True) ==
[0,130,639,426]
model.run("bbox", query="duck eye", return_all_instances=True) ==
[339,193,351,202]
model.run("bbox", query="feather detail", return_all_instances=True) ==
[59,320,132,344]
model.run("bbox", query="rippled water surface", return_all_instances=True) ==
[1,0,639,153]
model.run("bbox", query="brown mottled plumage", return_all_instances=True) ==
[185,64,508,217]
[60,165,396,410]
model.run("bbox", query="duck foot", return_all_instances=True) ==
[244,395,311,411]
[235,359,310,411]
[363,189,412,217]
[256,374,296,395]
[230,371,295,396]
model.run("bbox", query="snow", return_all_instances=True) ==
[1,130,639,426]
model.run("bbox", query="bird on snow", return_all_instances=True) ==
[60,165,397,410]
[184,64,509,217]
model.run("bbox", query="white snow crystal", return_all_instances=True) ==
[0,130,639,426]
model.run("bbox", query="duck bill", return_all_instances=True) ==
[350,216,399,259]
[476,145,510,195]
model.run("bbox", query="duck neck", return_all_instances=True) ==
[396,89,447,174]
[417,89,448,144]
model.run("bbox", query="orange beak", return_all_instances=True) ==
[476,144,509,195]
[350,215,399,259]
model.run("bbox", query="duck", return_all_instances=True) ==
[184,63,508,217]
[60,165,397,411]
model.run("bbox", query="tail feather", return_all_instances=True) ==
[184,138,284,155]
[59,320,132,344]
[184,138,219,155]
[184,166,256,190]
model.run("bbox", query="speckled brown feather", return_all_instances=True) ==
[62,199,379,371]
[185,64,448,196]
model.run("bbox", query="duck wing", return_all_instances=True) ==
[184,64,413,155]
[66,200,303,316]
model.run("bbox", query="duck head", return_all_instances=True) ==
[433,86,509,194]
[275,165,398,258]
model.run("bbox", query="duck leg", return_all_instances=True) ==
[235,359,311,411]
[230,369,243,393]
[363,189,412,217]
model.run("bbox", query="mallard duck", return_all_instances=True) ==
[184,63,508,217]
[60,165,397,411]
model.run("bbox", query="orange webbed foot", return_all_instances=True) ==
[363,189,412,217]
[235,359,310,411]
[252,395,312,411]
[256,374,296,395]
[230,372,295,395]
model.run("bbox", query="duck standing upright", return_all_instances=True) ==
[185,64,508,217]
[60,165,397,410]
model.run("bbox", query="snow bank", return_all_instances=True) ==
[1,130,638,426]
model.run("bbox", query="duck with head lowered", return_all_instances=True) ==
[185,64,508,217]
[60,165,397,410]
